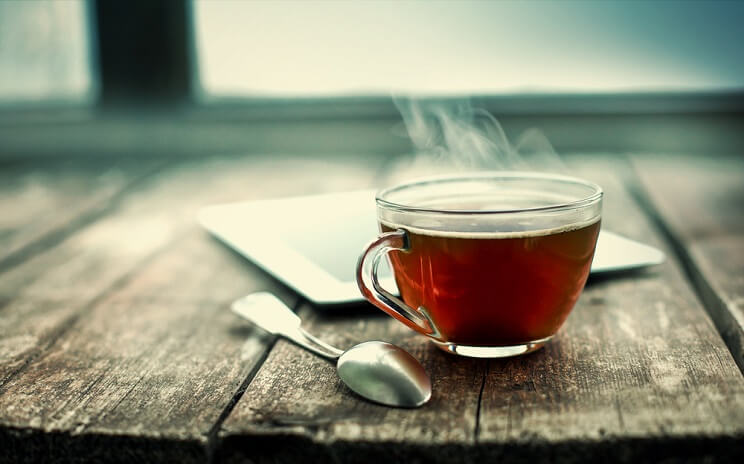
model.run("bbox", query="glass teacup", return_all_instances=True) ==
[357,172,602,358]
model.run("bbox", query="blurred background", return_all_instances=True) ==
[0,0,743,160]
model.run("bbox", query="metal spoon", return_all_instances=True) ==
[231,292,431,408]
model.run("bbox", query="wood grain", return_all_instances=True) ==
[0,229,298,463]
[219,157,744,463]
[0,155,380,462]
[631,155,744,371]
[219,303,487,464]
[0,160,163,273]
[3,153,743,463]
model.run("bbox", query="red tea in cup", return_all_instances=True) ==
[381,219,599,346]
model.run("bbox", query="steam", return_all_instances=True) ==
[394,98,566,175]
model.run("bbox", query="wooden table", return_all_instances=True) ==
[1,153,742,463]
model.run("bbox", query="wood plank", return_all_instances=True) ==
[0,154,381,462]
[631,155,744,371]
[630,155,744,241]
[687,237,744,368]
[0,229,299,463]
[0,159,163,273]
[219,303,487,463]
[220,156,744,463]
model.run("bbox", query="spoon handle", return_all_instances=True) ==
[232,292,344,360]
[283,327,344,360]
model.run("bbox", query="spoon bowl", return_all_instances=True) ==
[231,292,432,408]
[337,341,432,407]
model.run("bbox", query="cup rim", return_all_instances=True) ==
[376,171,603,215]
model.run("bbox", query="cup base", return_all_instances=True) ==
[432,336,553,358]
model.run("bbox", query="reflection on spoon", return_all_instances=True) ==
[231,292,432,408]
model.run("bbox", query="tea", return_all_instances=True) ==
[381,219,600,346]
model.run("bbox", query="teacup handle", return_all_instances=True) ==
[356,229,441,339]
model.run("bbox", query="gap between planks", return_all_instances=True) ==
[204,297,306,464]
[0,228,192,393]
[0,160,171,276]
[473,359,490,443]
[623,158,744,375]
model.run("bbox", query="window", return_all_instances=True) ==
[194,0,744,98]
[0,0,95,104]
